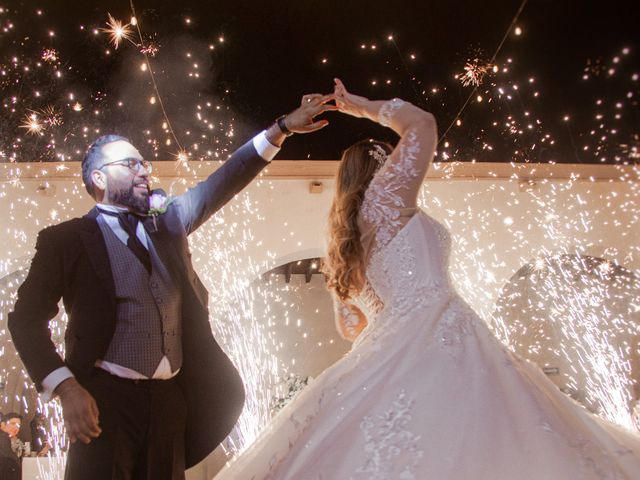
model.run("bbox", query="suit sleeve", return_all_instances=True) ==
[173,138,269,235]
[8,228,66,391]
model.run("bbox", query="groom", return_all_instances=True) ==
[8,93,336,479]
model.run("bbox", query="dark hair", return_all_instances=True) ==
[81,134,130,197]
[2,412,22,422]
[324,139,393,300]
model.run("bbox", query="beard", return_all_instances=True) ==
[108,182,149,213]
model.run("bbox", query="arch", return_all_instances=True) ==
[492,253,640,429]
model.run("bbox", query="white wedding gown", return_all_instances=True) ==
[216,101,640,479]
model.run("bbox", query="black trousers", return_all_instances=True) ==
[65,369,187,480]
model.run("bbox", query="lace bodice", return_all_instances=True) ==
[356,212,454,323]
[354,98,443,320]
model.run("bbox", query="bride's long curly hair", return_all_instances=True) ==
[324,139,393,301]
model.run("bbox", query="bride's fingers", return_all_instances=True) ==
[333,78,348,94]
[315,105,339,116]
[318,93,336,105]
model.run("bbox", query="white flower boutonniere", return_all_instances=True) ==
[148,191,173,231]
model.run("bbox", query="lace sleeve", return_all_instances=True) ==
[379,97,405,127]
[360,99,436,255]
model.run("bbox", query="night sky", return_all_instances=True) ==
[1,0,638,163]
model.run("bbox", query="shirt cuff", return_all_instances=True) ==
[253,130,280,162]
[41,367,75,402]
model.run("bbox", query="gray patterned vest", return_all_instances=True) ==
[98,217,183,376]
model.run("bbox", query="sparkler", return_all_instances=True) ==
[19,113,44,135]
[101,13,135,50]
[457,59,493,87]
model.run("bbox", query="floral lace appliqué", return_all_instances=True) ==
[354,390,423,480]
[386,232,445,320]
[361,129,421,254]
[378,98,406,127]
[354,222,452,354]
[435,297,475,352]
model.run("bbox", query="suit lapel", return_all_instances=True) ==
[79,208,116,299]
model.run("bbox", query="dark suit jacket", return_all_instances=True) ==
[0,431,20,480]
[8,139,269,467]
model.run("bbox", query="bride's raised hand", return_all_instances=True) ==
[333,78,370,119]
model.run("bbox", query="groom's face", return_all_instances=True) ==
[98,141,150,213]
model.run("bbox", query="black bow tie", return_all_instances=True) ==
[99,209,152,273]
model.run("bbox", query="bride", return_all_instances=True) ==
[216,79,640,479]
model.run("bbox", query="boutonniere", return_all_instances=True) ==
[148,191,173,231]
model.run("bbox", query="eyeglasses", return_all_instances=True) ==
[99,158,152,173]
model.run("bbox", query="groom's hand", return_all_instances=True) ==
[266,93,337,147]
[56,377,102,444]
[285,93,338,134]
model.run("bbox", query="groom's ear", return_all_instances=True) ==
[91,169,107,193]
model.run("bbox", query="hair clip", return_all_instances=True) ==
[369,144,388,166]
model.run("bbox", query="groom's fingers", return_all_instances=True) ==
[300,119,329,132]
[302,93,323,105]
[302,93,335,106]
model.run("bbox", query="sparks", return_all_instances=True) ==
[175,150,189,166]
[40,105,64,127]
[19,113,44,135]
[101,13,134,50]
[459,59,492,87]
[41,48,59,63]
[140,42,159,56]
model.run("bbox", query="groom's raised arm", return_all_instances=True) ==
[174,133,273,235]
[174,92,337,235]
